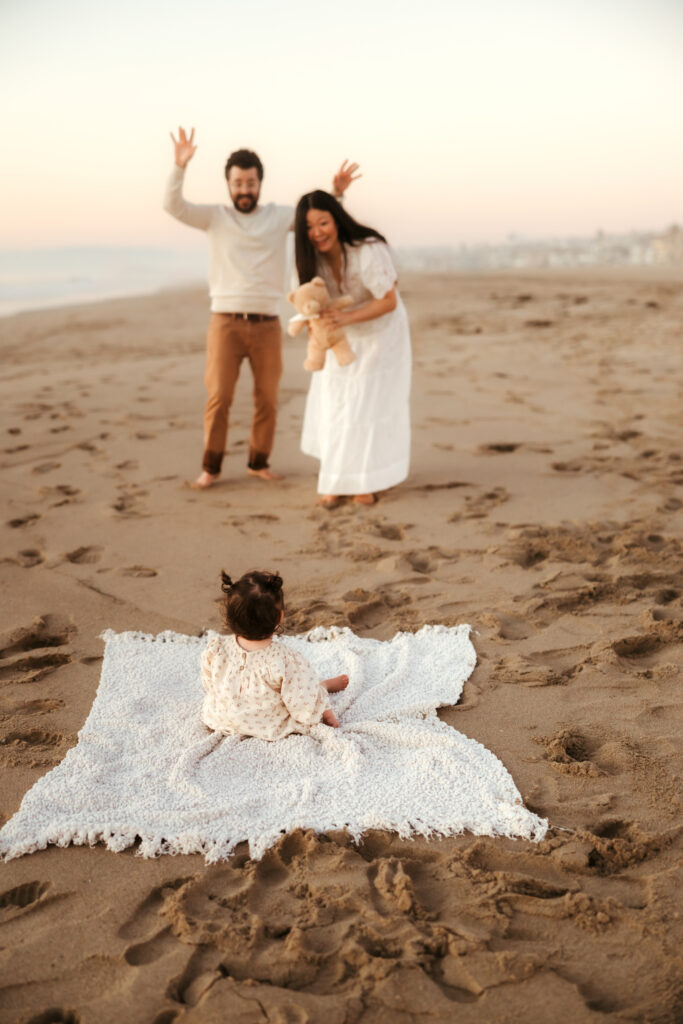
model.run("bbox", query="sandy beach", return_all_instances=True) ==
[1,268,681,1023]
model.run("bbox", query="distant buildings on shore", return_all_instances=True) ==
[395,225,683,271]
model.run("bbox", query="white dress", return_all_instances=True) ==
[300,241,411,495]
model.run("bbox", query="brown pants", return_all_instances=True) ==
[202,314,283,475]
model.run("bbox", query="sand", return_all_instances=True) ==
[0,268,681,1023]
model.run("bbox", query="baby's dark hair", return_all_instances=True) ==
[221,570,284,641]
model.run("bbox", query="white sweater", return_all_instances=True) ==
[163,166,293,315]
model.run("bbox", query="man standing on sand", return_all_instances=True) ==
[164,127,360,490]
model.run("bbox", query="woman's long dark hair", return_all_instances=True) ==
[294,190,387,284]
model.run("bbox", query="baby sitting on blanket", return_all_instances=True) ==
[201,570,349,740]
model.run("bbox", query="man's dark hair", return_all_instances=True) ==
[224,149,264,182]
[294,190,387,283]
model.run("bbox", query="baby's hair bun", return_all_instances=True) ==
[267,573,283,593]
[220,571,234,593]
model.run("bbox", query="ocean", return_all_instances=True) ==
[0,247,208,318]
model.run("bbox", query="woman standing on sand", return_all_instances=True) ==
[293,192,411,508]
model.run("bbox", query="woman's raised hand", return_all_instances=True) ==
[170,126,197,168]
[333,160,361,196]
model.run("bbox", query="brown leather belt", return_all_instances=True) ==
[221,312,279,322]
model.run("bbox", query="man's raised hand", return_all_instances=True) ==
[170,127,197,169]
[333,160,361,197]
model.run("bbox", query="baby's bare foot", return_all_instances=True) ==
[323,674,349,692]
[248,467,284,481]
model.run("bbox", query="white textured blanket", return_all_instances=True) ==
[0,625,547,862]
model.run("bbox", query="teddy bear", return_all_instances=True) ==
[287,277,355,371]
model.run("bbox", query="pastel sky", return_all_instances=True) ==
[3,0,682,248]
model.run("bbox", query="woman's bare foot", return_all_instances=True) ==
[189,471,220,490]
[248,467,284,481]
[353,493,377,506]
[322,673,349,693]
[317,495,341,509]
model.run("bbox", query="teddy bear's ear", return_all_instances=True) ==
[311,276,325,286]
[287,290,296,303]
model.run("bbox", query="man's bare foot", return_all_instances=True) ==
[353,493,377,506]
[317,495,341,509]
[189,471,220,490]
[248,467,284,481]
[322,673,349,693]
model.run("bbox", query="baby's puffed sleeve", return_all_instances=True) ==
[200,635,221,693]
[359,242,398,299]
[280,648,331,726]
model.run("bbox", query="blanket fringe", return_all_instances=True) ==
[100,628,207,646]
[100,622,473,648]
[1,807,547,864]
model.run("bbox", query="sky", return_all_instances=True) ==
[2,0,682,249]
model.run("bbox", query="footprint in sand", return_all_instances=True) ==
[658,497,682,514]
[490,613,531,641]
[3,548,45,568]
[66,546,103,565]
[31,461,62,474]
[369,520,407,541]
[124,926,176,966]
[611,631,674,661]
[118,878,190,942]
[117,880,191,981]
[0,728,68,768]
[541,729,601,777]
[225,513,280,534]
[344,588,413,631]
[494,646,581,687]
[478,442,521,454]
[653,587,679,605]
[0,614,75,685]
[418,480,470,492]
[7,513,41,528]
[345,543,384,563]
[118,566,158,578]
[346,598,390,630]
[451,487,510,522]
[583,820,666,876]
[39,484,81,507]
[286,598,338,633]
[403,549,440,574]
[0,881,51,922]
[112,485,148,517]
[24,1008,80,1023]
[9,697,65,715]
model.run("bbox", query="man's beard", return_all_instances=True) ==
[232,193,258,213]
